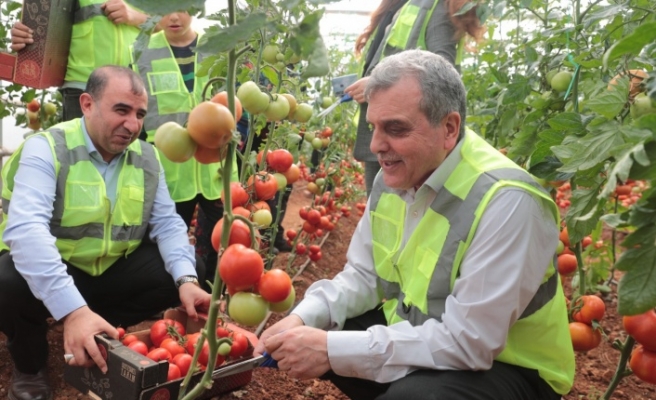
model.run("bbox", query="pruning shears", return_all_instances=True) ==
[212,352,278,379]
[316,94,353,118]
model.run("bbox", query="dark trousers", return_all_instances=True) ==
[323,308,562,400]
[177,194,224,285]
[59,88,84,122]
[0,243,205,374]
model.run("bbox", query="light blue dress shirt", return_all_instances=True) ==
[3,118,197,321]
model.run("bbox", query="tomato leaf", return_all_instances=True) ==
[556,129,624,173]
[603,22,656,67]
[565,184,605,242]
[585,84,627,119]
[301,37,330,80]
[530,129,564,165]
[617,247,656,316]
[197,13,268,54]
[547,112,585,132]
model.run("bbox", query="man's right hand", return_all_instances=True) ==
[254,314,304,355]
[10,22,33,52]
[63,306,119,373]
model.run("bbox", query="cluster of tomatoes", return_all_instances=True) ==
[623,309,656,385]
[237,81,314,123]
[117,319,249,382]
[154,91,244,165]
[613,179,646,209]
[567,295,606,352]
[555,227,595,276]
[554,181,572,210]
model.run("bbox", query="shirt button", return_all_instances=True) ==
[413,211,418,217]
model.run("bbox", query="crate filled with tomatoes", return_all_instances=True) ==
[64,308,258,400]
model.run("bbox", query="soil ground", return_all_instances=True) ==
[0,181,655,399]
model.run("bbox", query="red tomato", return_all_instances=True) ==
[309,251,322,262]
[247,172,278,201]
[266,149,294,172]
[172,353,194,376]
[299,206,310,221]
[257,269,292,303]
[150,319,186,347]
[216,326,231,338]
[160,338,186,357]
[122,333,138,346]
[147,347,172,362]
[571,295,606,325]
[219,244,264,290]
[569,322,602,352]
[285,229,297,241]
[221,182,250,208]
[116,327,125,340]
[167,363,181,381]
[211,218,253,251]
[308,244,321,254]
[127,340,148,356]
[295,243,307,255]
[306,209,321,225]
[623,309,656,351]
[629,345,656,385]
[229,332,249,358]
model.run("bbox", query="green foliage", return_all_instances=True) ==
[461,0,656,315]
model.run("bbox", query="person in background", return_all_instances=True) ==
[11,0,147,121]
[345,0,483,195]
[256,50,575,400]
[0,66,210,400]
[131,11,238,283]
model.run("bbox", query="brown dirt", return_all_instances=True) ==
[1,181,655,400]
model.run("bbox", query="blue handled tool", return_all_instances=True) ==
[316,93,353,118]
[212,351,277,379]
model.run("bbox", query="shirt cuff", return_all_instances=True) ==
[169,262,198,282]
[327,330,374,379]
[43,285,87,321]
[291,297,333,329]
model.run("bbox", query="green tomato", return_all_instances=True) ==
[154,121,197,163]
[270,286,295,313]
[262,44,280,64]
[303,131,316,143]
[550,71,572,93]
[315,177,326,188]
[237,81,270,114]
[320,96,333,109]
[273,172,288,190]
[228,292,270,326]
[264,94,290,122]
[43,102,57,117]
[556,240,565,255]
[252,209,273,227]
[218,342,232,356]
[293,103,313,123]
[311,137,323,150]
[630,93,656,119]
[546,69,559,86]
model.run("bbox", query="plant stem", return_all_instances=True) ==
[602,336,635,400]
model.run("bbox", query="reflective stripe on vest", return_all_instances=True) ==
[132,32,204,136]
[74,3,104,23]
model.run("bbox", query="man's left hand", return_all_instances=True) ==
[178,283,211,321]
[264,326,330,380]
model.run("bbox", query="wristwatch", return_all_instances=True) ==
[175,275,200,289]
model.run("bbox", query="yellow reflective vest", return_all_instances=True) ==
[369,130,575,395]
[0,120,159,275]
[66,0,139,83]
